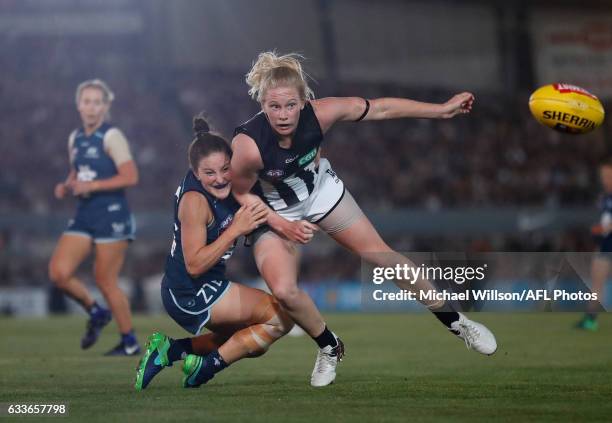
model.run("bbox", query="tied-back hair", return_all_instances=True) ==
[75,78,114,119]
[188,113,232,172]
[246,51,315,102]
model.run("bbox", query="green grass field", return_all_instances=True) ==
[1,313,611,422]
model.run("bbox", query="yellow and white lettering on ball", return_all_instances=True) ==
[528,83,605,134]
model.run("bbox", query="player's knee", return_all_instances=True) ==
[264,310,294,339]
[93,267,119,289]
[93,275,117,294]
[269,284,300,307]
[48,262,70,288]
[251,295,294,337]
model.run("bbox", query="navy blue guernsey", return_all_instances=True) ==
[164,170,240,289]
[234,101,324,210]
[71,122,126,211]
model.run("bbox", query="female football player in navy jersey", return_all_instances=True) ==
[48,79,140,355]
[135,116,294,390]
[231,52,498,387]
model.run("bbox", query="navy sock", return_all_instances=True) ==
[167,338,194,363]
[121,330,137,346]
[194,350,228,385]
[209,350,228,373]
[312,326,338,349]
[88,301,103,316]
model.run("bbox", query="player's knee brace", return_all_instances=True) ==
[236,296,294,357]
[234,326,273,357]
[253,295,294,335]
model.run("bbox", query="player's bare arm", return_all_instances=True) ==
[312,93,475,133]
[179,191,265,277]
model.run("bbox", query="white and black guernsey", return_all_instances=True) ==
[234,102,324,210]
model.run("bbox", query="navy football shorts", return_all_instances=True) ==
[64,202,135,243]
[161,275,231,335]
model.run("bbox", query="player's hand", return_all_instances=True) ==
[54,182,68,199]
[231,203,268,236]
[279,219,318,244]
[70,180,96,196]
[439,92,474,118]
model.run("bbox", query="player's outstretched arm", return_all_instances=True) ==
[312,93,474,132]
[230,134,317,244]
[179,192,265,277]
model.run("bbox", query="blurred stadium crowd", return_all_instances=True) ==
[1,5,611,303]
[2,42,610,215]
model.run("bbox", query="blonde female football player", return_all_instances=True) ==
[231,52,498,387]
[48,79,140,355]
[135,116,294,390]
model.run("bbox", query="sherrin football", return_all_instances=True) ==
[528,83,605,134]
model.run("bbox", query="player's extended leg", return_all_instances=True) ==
[206,283,294,361]
[93,240,139,355]
[182,284,295,388]
[326,214,497,355]
[135,284,293,390]
[49,234,112,349]
[254,233,322,335]
[254,232,345,387]
[577,256,609,331]
[325,215,442,305]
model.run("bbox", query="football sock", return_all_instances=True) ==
[210,350,228,373]
[433,311,461,331]
[313,326,338,349]
[121,330,138,346]
[194,350,229,385]
[168,338,194,363]
[88,301,104,316]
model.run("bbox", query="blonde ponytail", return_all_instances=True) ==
[246,51,315,102]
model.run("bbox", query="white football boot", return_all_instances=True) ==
[310,335,345,387]
[450,313,497,355]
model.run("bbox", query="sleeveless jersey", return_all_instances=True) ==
[234,101,324,210]
[70,122,127,211]
[164,170,240,289]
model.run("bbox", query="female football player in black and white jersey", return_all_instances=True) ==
[231,52,498,387]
